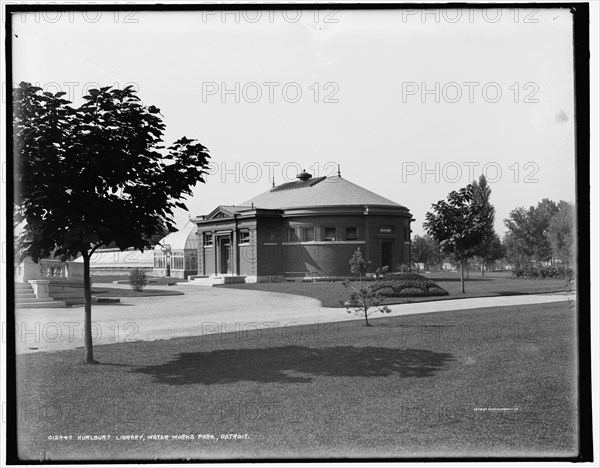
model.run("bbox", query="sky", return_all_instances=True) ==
[9,7,577,236]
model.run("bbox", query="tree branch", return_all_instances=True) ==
[89,242,102,256]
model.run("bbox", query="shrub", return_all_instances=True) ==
[511,264,571,280]
[343,248,391,326]
[342,280,391,327]
[374,265,389,279]
[129,267,148,292]
[373,272,448,297]
[349,247,370,280]
[395,263,412,273]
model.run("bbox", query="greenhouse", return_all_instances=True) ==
[153,221,199,279]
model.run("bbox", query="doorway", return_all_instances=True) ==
[219,237,231,274]
[381,241,393,269]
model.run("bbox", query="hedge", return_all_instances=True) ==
[511,264,573,280]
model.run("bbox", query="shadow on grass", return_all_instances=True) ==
[134,346,455,385]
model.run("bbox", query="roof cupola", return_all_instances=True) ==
[296,170,312,181]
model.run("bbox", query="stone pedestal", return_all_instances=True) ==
[28,280,50,298]
[15,258,42,283]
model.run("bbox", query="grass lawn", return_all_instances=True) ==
[16,301,577,460]
[216,272,570,308]
[91,275,189,285]
[90,287,184,298]
[89,276,186,297]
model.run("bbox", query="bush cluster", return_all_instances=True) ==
[129,267,148,292]
[511,264,572,279]
[394,264,413,273]
[373,272,448,297]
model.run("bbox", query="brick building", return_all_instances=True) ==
[190,171,413,282]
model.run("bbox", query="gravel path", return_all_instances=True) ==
[14,284,574,354]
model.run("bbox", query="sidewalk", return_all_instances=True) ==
[13,284,574,355]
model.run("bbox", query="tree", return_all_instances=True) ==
[504,198,559,265]
[349,246,370,281]
[471,175,495,224]
[423,183,492,293]
[411,234,438,272]
[466,175,496,274]
[342,248,391,326]
[14,82,211,364]
[474,233,505,275]
[546,201,575,276]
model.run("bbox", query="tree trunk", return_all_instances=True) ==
[481,261,485,276]
[82,252,98,365]
[460,259,465,293]
[466,261,469,278]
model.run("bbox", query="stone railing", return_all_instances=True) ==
[39,259,68,278]
[15,257,84,283]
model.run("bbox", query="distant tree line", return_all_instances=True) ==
[503,199,575,276]
[415,176,575,289]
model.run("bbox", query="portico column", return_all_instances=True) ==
[364,205,370,264]
[232,230,238,276]
[199,232,204,275]
[233,214,239,276]
[213,230,217,276]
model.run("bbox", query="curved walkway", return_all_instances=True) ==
[13,284,574,354]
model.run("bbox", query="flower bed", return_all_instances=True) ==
[372,272,449,297]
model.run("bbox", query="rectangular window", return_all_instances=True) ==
[323,227,336,241]
[204,233,213,247]
[346,227,358,241]
[379,225,394,234]
[171,254,184,270]
[302,227,315,242]
[154,255,165,269]
[288,228,298,242]
[186,253,198,271]
[239,230,250,244]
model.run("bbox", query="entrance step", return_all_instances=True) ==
[15,292,36,299]
[184,275,247,286]
[15,300,67,309]
[15,282,68,308]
